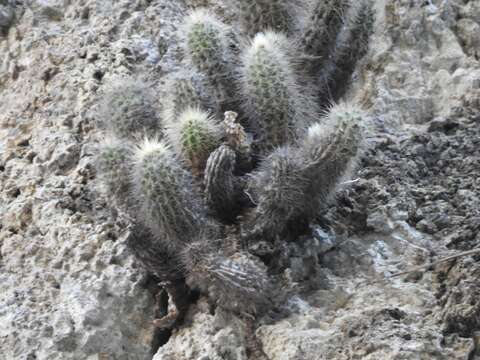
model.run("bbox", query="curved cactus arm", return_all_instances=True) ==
[249,146,308,236]
[300,0,350,75]
[300,102,364,217]
[182,9,238,112]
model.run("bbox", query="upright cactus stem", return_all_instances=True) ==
[95,139,133,207]
[132,139,206,250]
[240,32,314,151]
[183,9,236,111]
[249,147,307,236]
[300,0,350,74]
[99,78,161,140]
[236,0,297,37]
[166,107,222,176]
[162,72,203,124]
[319,0,375,104]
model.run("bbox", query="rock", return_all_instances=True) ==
[153,309,248,360]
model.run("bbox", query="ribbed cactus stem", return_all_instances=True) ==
[319,0,375,104]
[204,144,238,219]
[241,32,310,151]
[236,0,297,37]
[166,107,222,175]
[96,139,132,207]
[184,241,272,314]
[300,0,350,74]
[132,139,206,250]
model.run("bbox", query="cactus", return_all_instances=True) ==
[300,102,363,217]
[131,139,206,250]
[240,32,315,151]
[250,147,307,235]
[182,9,237,111]
[99,78,161,140]
[161,72,204,124]
[318,0,375,103]
[184,241,272,314]
[235,0,298,37]
[95,0,375,321]
[126,223,186,282]
[300,0,350,74]
[95,138,133,207]
[204,144,238,219]
[166,107,222,175]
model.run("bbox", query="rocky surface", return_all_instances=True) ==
[1,0,479,359]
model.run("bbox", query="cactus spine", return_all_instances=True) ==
[132,139,206,250]
[166,107,222,175]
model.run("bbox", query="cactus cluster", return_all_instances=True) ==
[95,0,374,321]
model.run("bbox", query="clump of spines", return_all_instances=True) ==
[165,107,222,175]
[98,78,161,140]
[132,139,206,251]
